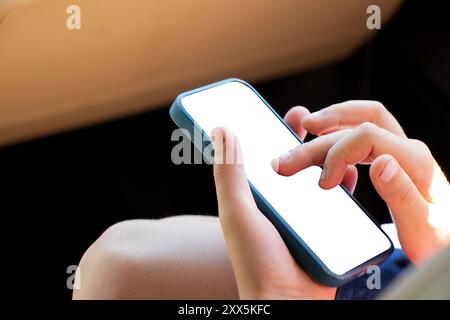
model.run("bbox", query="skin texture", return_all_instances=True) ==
[74,101,450,300]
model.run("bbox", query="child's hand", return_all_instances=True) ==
[274,101,450,265]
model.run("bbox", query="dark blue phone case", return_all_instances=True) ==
[169,78,393,287]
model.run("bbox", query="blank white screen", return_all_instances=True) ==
[182,81,391,275]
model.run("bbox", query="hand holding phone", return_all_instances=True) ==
[171,79,450,298]
[171,79,393,288]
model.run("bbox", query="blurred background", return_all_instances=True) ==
[0,0,449,299]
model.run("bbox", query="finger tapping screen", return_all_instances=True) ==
[182,81,391,275]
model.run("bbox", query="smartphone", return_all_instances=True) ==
[170,78,393,286]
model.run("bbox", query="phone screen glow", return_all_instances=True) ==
[182,81,391,275]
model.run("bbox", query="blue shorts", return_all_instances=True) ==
[336,249,411,300]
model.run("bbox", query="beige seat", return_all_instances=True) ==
[0,0,401,146]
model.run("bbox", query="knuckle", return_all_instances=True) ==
[213,163,228,180]
[394,179,414,204]
[326,140,351,166]
[410,139,432,158]
[300,143,315,164]
[370,101,388,118]
[409,138,435,174]
[290,105,308,113]
[337,144,354,164]
[409,139,434,167]
[213,162,245,183]
[356,121,378,137]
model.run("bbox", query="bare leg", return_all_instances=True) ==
[72,215,238,299]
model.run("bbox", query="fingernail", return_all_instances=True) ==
[272,151,292,172]
[271,158,280,172]
[211,128,222,146]
[380,159,397,183]
[211,129,224,164]
[278,151,292,163]
[309,111,322,119]
[319,167,327,182]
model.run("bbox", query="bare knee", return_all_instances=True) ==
[72,219,155,299]
[73,216,238,299]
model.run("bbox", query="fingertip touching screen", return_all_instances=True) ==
[182,81,391,275]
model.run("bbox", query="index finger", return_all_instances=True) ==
[303,101,406,138]
[271,129,350,176]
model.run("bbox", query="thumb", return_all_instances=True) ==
[211,128,256,217]
[370,154,428,220]
[370,154,431,262]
